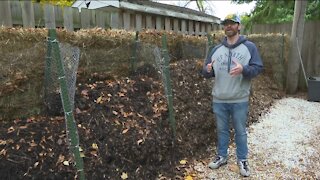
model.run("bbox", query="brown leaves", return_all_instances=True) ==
[7,126,15,133]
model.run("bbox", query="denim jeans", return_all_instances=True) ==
[212,102,249,160]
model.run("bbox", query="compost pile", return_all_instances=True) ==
[0,59,283,179]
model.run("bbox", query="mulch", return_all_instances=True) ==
[0,59,284,179]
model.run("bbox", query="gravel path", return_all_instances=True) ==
[190,97,320,179]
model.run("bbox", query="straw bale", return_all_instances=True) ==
[248,33,290,90]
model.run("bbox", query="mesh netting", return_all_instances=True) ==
[44,42,80,116]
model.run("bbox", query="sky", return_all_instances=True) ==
[157,0,256,19]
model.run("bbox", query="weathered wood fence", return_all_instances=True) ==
[0,1,220,35]
[252,21,320,85]
[0,1,109,30]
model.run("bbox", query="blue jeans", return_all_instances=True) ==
[212,102,249,160]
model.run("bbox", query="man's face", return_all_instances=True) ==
[223,20,240,37]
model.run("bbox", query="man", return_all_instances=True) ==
[202,13,263,177]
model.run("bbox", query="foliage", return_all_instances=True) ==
[32,0,75,6]
[233,0,320,32]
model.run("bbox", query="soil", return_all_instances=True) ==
[0,59,284,179]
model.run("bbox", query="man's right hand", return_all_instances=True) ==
[206,60,215,72]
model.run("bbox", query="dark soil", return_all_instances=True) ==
[0,59,284,179]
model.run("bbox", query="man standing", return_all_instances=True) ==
[202,14,263,177]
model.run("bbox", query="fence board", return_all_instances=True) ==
[110,12,119,29]
[146,15,152,29]
[195,22,200,35]
[165,17,170,31]
[21,1,35,28]
[173,19,179,32]
[10,1,22,26]
[181,20,187,34]
[188,20,194,35]
[63,7,74,31]
[123,12,130,30]
[44,4,55,28]
[96,10,106,29]
[81,8,95,29]
[33,3,45,27]
[136,14,142,31]
[54,5,63,28]
[72,8,81,29]
[156,16,161,30]
[0,1,13,27]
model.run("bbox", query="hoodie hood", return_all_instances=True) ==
[221,35,247,49]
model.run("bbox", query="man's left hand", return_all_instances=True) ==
[230,60,243,77]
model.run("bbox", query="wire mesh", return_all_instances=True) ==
[44,42,80,116]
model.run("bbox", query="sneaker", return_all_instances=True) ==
[208,155,227,169]
[238,160,250,177]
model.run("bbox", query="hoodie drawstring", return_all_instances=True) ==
[227,48,232,73]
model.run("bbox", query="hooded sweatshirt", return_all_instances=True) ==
[202,35,263,103]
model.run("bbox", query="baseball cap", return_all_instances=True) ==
[221,14,241,25]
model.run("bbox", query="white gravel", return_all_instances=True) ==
[190,97,320,179]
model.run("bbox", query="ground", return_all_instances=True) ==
[0,59,284,179]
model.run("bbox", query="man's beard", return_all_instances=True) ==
[225,29,237,37]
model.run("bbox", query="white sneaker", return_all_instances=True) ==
[238,160,250,177]
[208,155,227,169]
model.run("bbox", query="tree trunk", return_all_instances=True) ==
[286,0,307,94]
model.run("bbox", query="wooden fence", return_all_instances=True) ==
[0,1,110,30]
[252,21,320,85]
[0,1,219,35]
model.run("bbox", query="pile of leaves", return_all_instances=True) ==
[0,59,284,179]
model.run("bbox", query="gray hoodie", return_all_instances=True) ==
[202,35,263,103]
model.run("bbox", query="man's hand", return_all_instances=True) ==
[206,59,215,73]
[230,60,243,77]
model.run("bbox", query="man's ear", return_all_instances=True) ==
[238,24,241,31]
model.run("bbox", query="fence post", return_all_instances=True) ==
[0,1,12,27]
[48,29,85,180]
[161,34,176,140]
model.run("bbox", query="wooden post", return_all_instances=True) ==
[286,0,307,94]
